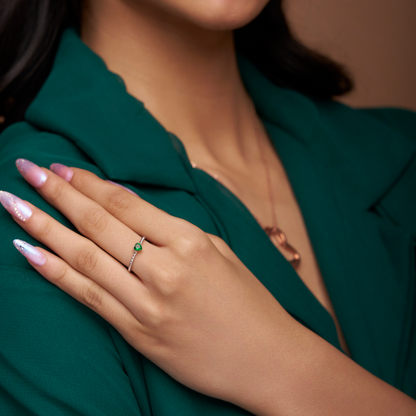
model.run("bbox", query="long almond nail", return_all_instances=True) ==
[0,191,32,221]
[16,159,47,188]
[50,163,74,182]
[13,239,46,266]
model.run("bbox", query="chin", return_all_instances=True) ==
[188,0,269,30]
[151,0,270,31]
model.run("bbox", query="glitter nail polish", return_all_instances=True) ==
[0,191,32,221]
[13,239,46,266]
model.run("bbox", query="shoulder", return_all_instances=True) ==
[0,123,144,414]
[312,99,416,143]
[358,106,416,139]
[305,100,416,232]
[0,121,99,168]
[0,121,105,267]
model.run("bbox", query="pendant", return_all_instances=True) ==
[264,226,301,268]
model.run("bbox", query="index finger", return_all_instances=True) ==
[52,165,190,246]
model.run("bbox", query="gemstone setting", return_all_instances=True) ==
[134,242,143,251]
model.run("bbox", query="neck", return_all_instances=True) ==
[81,0,260,169]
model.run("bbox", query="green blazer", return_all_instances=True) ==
[0,27,415,415]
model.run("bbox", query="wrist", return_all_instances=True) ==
[224,313,302,415]
[227,319,416,416]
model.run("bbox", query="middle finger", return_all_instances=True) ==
[15,160,157,278]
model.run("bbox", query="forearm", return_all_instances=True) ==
[230,315,416,416]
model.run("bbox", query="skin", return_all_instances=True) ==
[3,0,416,414]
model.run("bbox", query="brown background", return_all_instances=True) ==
[285,0,416,111]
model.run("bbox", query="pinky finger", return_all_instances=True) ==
[13,239,147,349]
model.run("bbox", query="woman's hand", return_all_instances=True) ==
[2,159,416,416]
[1,159,293,413]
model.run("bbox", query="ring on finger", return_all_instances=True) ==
[127,236,146,272]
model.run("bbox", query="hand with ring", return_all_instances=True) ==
[3,159,414,416]
[0,158,294,414]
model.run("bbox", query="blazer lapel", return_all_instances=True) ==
[261,106,415,383]
[266,121,383,375]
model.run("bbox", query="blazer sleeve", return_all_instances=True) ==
[361,107,416,234]
[0,123,145,415]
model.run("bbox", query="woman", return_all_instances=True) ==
[0,0,415,415]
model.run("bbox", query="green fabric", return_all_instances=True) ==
[1,26,415,415]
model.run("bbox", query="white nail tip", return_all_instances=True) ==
[13,239,46,266]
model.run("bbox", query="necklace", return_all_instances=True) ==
[190,105,301,268]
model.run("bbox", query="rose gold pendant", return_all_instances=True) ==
[264,226,301,268]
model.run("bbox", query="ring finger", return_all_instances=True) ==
[0,191,153,311]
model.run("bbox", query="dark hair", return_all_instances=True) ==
[0,0,353,133]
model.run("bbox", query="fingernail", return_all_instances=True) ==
[16,159,47,188]
[50,163,74,182]
[0,191,32,221]
[13,239,46,266]
[106,180,138,196]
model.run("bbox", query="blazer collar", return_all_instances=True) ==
[239,58,416,211]
[24,27,195,192]
[25,26,415,209]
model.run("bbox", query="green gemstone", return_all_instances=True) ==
[134,243,142,251]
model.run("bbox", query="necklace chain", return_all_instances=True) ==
[190,103,301,268]
[251,105,301,268]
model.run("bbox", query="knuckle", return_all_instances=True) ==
[72,171,90,189]
[79,282,103,309]
[47,181,66,203]
[107,189,132,216]
[79,208,108,236]
[139,333,168,359]
[144,301,165,328]
[151,262,182,296]
[73,246,98,274]
[158,270,182,296]
[122,321,148,351]
[175,231,209,259]
[35,217,53,240]
[52,263,68,282]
